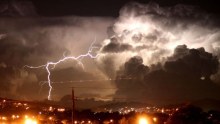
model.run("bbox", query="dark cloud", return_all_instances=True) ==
[101,37,133,53]
[0,30,68,67]
[59,94,108,109]
[165,45,219,79]
[170,45,189,60]
[114,45,220,105]
[0,11,113,100]
[115,56,149,99]
[0,65,38,100]
[123,56,149,76]
[97,56,117,78]
[50,67,96,82]
[0,0,37,17]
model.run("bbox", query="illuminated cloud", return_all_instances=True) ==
[97,2,220,80]
[114,45,220,105]
[96,2,220,104]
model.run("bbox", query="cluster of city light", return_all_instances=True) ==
[13,102,28,108]
[57,108,65,112]
[0,115,20,120]
[0,99,69,124]
[12,115,20,119]
[24,115,38,124]
[0,114,39,124]
[73,119,113,124]
[1,99,29,107]
[74,120,92,124]
[118,107,135,114]
[103,106,179,115]
[1,98,179,124]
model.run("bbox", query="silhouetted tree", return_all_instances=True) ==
[167,105,212,124]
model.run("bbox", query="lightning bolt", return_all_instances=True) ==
[24,40,98,100]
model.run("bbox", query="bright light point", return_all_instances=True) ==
[138,117,149,124]
[153,117,157,122]
[24,118,37,124]
[200,76,205,80]
[110,119,113,122]
[12,115,16,119]
[24,115,28,119]
[57,108,65,112]
[1,116,7,120]
[48,117,53,120]
[49,106,53,111]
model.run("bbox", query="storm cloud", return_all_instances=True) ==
[1,1,220,104]
[97,2,220,80]
[114,45,220,105]
[93,3,220,105]
[101,37,133,53]
[0,1,114,100]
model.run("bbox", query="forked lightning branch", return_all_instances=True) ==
[24,41,98,100]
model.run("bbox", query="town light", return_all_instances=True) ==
[153,117,157,122]
[138,117,149,124]
[24,118,38,124]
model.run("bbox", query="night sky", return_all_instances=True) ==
[0,0,220,105]
[33,0,220,17]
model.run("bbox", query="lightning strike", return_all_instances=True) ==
[24,41,98,100]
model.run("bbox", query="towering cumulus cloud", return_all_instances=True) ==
[97,2,220,104]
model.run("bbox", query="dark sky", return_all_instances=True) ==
[0,0,220,106]
[27,0,220,16]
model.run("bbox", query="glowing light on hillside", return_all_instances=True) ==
[24,118,37,124]
[153,117,157,122]
[138,117,149,124]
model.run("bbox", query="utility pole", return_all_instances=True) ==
[72,87,75,124]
